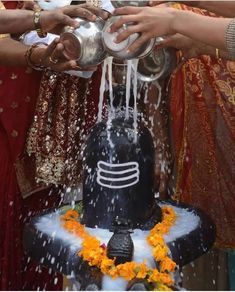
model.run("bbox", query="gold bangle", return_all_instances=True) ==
[215,48,220,60]
[33,10,47,38]
[25,43,47,70]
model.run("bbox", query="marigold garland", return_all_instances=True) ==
[60,206,177,291]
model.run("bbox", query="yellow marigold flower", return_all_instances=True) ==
[100,258,115,274]
[148,269,161,283]
[135,263,148,279]
[153,245,168,262]
[117,262,137,281]
[159,273,173,286]
[147,233,165,247]
[160,257,177,272]
[82,237,100,250]
[107,266,118,279]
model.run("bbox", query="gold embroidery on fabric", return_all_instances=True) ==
[26,70,92,186]
[216,79,235,105]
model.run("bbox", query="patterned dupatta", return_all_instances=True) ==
[170,5,235,248]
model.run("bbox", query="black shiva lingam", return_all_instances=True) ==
[81,117,162,230]
[23,99,216,291]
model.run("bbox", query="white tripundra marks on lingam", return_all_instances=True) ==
[97,161,140,189]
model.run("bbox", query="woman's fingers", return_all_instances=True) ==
[80,4,110,20]
[43,39,60,61]
[110,15,140,33]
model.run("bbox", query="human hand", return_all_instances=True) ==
[41,4,109,35]
[18,0,40,11]
[110,6,176,53]
[32,38,97,72]
[159,33,211,60]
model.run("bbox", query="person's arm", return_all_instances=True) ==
[111,6,231,53]
[0,4,109,35]
[160,33,231,60]
[0,37,79,71]
[149,1,235,17]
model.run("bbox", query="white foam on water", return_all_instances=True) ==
[36,205,200,252]
[102,276,127,291]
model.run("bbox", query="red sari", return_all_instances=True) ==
[170,6,235,249]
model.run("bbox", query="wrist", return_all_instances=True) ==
[30,46,45,66]
[26,43,48,70]
[169,8,182,35]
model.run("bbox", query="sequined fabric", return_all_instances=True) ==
[24,70,100,192]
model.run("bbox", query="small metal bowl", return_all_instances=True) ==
[102,16,155,60]
[136,39,177,82]
[60,17,108,67]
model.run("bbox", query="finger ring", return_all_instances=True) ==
[49,56,58,64]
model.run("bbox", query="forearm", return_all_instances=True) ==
[0,38,29,66]
[0,10,34,34]
[171,9,230,51]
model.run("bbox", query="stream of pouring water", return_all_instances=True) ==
[131,59,139,143]
[125,60,132,120]
[97,57,140,144]
[97,58,108,122]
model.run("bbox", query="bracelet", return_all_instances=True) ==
[25,43,47,71]
[225,18,235,60]
[33,10,47,38]
[215,48,221,60]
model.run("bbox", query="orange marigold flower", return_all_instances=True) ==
[117,262,137,281]
[100,258,115,274]
[147,233,165,247]
[135,263,148,279]
[160,257,177,272]
[148,269,161,283]
[63,210,79,219]
[158,273,173,286]
[152,245,168,262]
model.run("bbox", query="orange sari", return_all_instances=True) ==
[170,7,235,249]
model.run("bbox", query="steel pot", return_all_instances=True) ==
[102,16,155,60]
[60,17,108,67]
[136,38,177,82]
